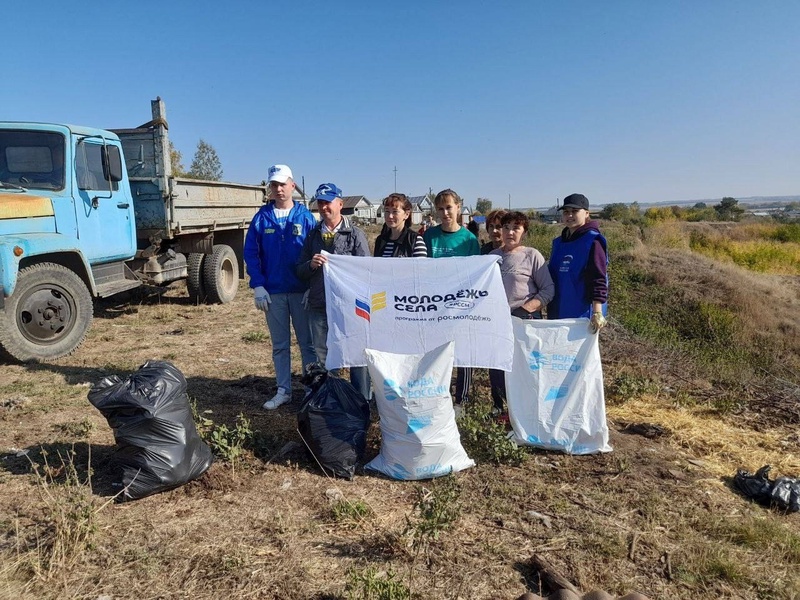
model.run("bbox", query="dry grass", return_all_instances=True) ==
[1,221,799,599]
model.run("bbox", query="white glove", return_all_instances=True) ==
[253,286,271,313]
[589,311,607,334]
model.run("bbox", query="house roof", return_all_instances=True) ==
[309,195,373,211]
[341,195,372,209]
[408,195,432,207]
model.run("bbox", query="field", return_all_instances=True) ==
[1,221,799,600]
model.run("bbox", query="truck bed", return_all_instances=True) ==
[110,103,267,244]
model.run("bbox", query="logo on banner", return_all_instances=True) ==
[355,291,387,322]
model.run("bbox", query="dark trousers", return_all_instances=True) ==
[454,367,472,405]
[489,368,506,411]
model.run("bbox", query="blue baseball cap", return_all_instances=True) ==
[314,183,343,202]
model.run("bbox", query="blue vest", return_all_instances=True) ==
[548,230,608,319]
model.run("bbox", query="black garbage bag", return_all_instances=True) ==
[297,364,371,479]
[88,360,213,502]
[734,465,800,512]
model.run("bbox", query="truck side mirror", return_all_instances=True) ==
[102,145,123,182]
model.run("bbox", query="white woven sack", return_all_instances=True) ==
[364,341,475,480]
[507,318,612,454]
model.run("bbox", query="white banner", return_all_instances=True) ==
[323,254,513,370]
[506,318,612,454]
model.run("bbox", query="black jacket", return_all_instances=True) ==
[373,226,421,257]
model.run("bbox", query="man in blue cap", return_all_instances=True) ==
[297,183,371,400]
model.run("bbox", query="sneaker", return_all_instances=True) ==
[263,388,290,410]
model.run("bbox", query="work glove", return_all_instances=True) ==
[589,311,607,334]
[301,289,310,309]
[253,286,271,313]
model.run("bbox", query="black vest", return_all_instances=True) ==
[373,227,420,257]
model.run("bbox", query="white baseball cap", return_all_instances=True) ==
[267,164,293,183]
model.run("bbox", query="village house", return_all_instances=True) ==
[310,195,377,222]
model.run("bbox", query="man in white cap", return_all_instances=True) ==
[244,165,317,409]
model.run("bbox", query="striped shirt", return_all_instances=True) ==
[381,236,428,257]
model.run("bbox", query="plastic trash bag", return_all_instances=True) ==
[297,364,371,479]
[88,360,213,502]
[734,465,800,512]
[506,318,612,454]
[364,341,475,480]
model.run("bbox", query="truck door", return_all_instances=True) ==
[74,139,136,262]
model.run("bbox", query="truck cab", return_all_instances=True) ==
[0,123,137,361]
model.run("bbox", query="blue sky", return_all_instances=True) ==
[4,1,798,209]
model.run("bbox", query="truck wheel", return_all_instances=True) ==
[186,253,207,303]
[202,244,238,304]
[0,263,93,362]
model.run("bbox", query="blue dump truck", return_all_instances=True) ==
[0,98,268,362]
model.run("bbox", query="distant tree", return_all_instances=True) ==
[600,203,630,221]
[187,139,223,181]
[685,206,717,222]
[644,206,677,222]
[693,202,707,209]
[526,209,540,220]
[475,198,492,214]
[169,141,186,177]
[714,197,744,222]
[599,202,641,223]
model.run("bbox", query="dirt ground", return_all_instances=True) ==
[1,264,799,599]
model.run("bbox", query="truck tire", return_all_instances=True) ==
[202,244,238,304]
[186,253,207,303]
[0,263,93,362]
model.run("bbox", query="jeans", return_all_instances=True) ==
[265,292,317,393]
[307,307,371,401]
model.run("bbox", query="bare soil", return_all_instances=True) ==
[1,236,799,600]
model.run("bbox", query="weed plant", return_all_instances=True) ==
[345,566,411,600]
[606,372,658,405]
[457,403,527,466]
[403,474,462,554]
[192,401,253,469]
[241,330,268,343]
[24,447,109,580]
[331,498,375,525]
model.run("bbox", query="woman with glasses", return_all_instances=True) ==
[481,209,507,255]
[374,193,428,257]
[489,211,555,417]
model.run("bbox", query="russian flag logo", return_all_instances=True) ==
[355,297,371,321]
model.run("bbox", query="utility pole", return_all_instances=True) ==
[393,166,397,192]
[508,193,511,209]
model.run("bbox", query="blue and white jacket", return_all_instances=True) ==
[244,201,317,293]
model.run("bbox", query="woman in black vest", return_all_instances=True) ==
[374,193,428,257]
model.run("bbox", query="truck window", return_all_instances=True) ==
[0,130,65,191]
[76,141,118,191]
